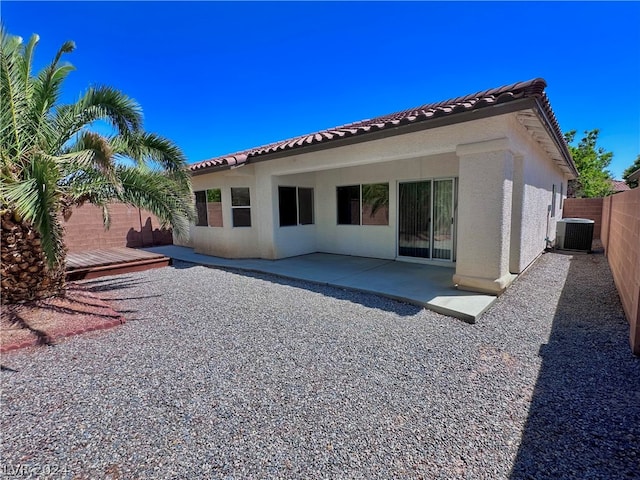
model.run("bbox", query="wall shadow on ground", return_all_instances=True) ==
[510,253,640,479]
[126,217,173,249]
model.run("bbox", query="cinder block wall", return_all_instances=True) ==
[562,197,604,239]
[63,203,173,253]
[601,189,640,356]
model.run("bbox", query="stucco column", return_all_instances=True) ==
[255,172,277,259]
[509,154,525,274]
[453,138,518,295]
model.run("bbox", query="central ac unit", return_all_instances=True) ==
[556,218,594,251]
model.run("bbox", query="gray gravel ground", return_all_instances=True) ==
[1,252,638,479]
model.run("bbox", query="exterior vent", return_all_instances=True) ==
[556,218,594,251]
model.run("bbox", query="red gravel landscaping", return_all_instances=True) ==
[0,285,125,353]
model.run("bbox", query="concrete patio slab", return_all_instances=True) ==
[143,245,497,322]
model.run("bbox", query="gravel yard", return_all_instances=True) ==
[1,252,638,479]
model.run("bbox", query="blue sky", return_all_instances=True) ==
[3,1,639,178]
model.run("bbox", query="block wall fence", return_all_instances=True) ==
[63,203,173,253]
[562,197,604,239]
[600,189,640,356]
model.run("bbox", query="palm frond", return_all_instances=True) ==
[115,167,194,240]
[1,26,194,269]
[33,63,75,123]
[0,29,29,163]
[78,86,143,134]
[61,131,122,189]
[110,131,191,190]
[2,156,64,266]
[51,86,143,151]
[19,33,39,91]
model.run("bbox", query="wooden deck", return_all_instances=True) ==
[66,247,170,280]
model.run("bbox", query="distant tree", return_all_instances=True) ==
[564,129,613,198]
[622,154,640,188]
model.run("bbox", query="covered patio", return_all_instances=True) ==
[144,245,497,322]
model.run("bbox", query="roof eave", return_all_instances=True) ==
[531,98,579,178]
[190,97,555,176]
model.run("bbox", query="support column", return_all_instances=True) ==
[255,172,277,259]
[453,138,518,295]
[509,154,525,273]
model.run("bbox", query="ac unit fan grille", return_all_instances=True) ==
[563,222,594,250]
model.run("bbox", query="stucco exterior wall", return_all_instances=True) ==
[186,167,259,258]
[508,119,568,273]
[189,117,505,260]
[271,172,318,258]
[313,153,458,259]
[187,112,570,297]
[454,139,516,293]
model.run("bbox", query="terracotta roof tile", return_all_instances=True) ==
[612,180,631,192]
[190,78,571,173]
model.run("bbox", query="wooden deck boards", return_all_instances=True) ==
[66,247,170,280]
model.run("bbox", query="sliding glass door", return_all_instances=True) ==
[398,179,455,261]
[398,181,431,258]
[432,179,454,260]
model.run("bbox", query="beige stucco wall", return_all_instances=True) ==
[313,154,458,259]
[508,118,569,273]
[184,166,260,258]
[188,116,505,260]
[452,129,567,294]
[186,111,570,295]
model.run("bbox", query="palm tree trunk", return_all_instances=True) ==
[1,209,66,304]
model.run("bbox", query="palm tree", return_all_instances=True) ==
[0,27,195,304]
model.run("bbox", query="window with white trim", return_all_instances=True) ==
[337,183,389,225]
[231,187,251,227]
[278,186,314,227]
[194,189,223,227]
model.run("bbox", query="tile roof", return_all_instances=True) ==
[190,78,574,174]
[612,180,631,192]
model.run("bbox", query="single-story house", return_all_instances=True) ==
[182,78,578,295]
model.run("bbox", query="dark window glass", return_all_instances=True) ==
[298,188,314,225]
[232,207,251,227]
[231,187,250,206]
[206,188,223,227]
[362,183,389,225]
[195,191,208,226]
[551,184,556,218]
[337,185,360,225]
[278,186,297,227]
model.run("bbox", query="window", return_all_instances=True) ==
[362,183,389,226]
[206,189,223,227]
[195,191,208,226]
[551,184,556,218]
[194,189,223,227]
[337,183,389,226]
[298,188,314,225]
[279,187,297,226]
[231,187,251,227]
[560,182,564,210]
[278,186,314,227]
[337,185,361,225]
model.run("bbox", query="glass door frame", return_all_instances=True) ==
[396,177,457,264]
